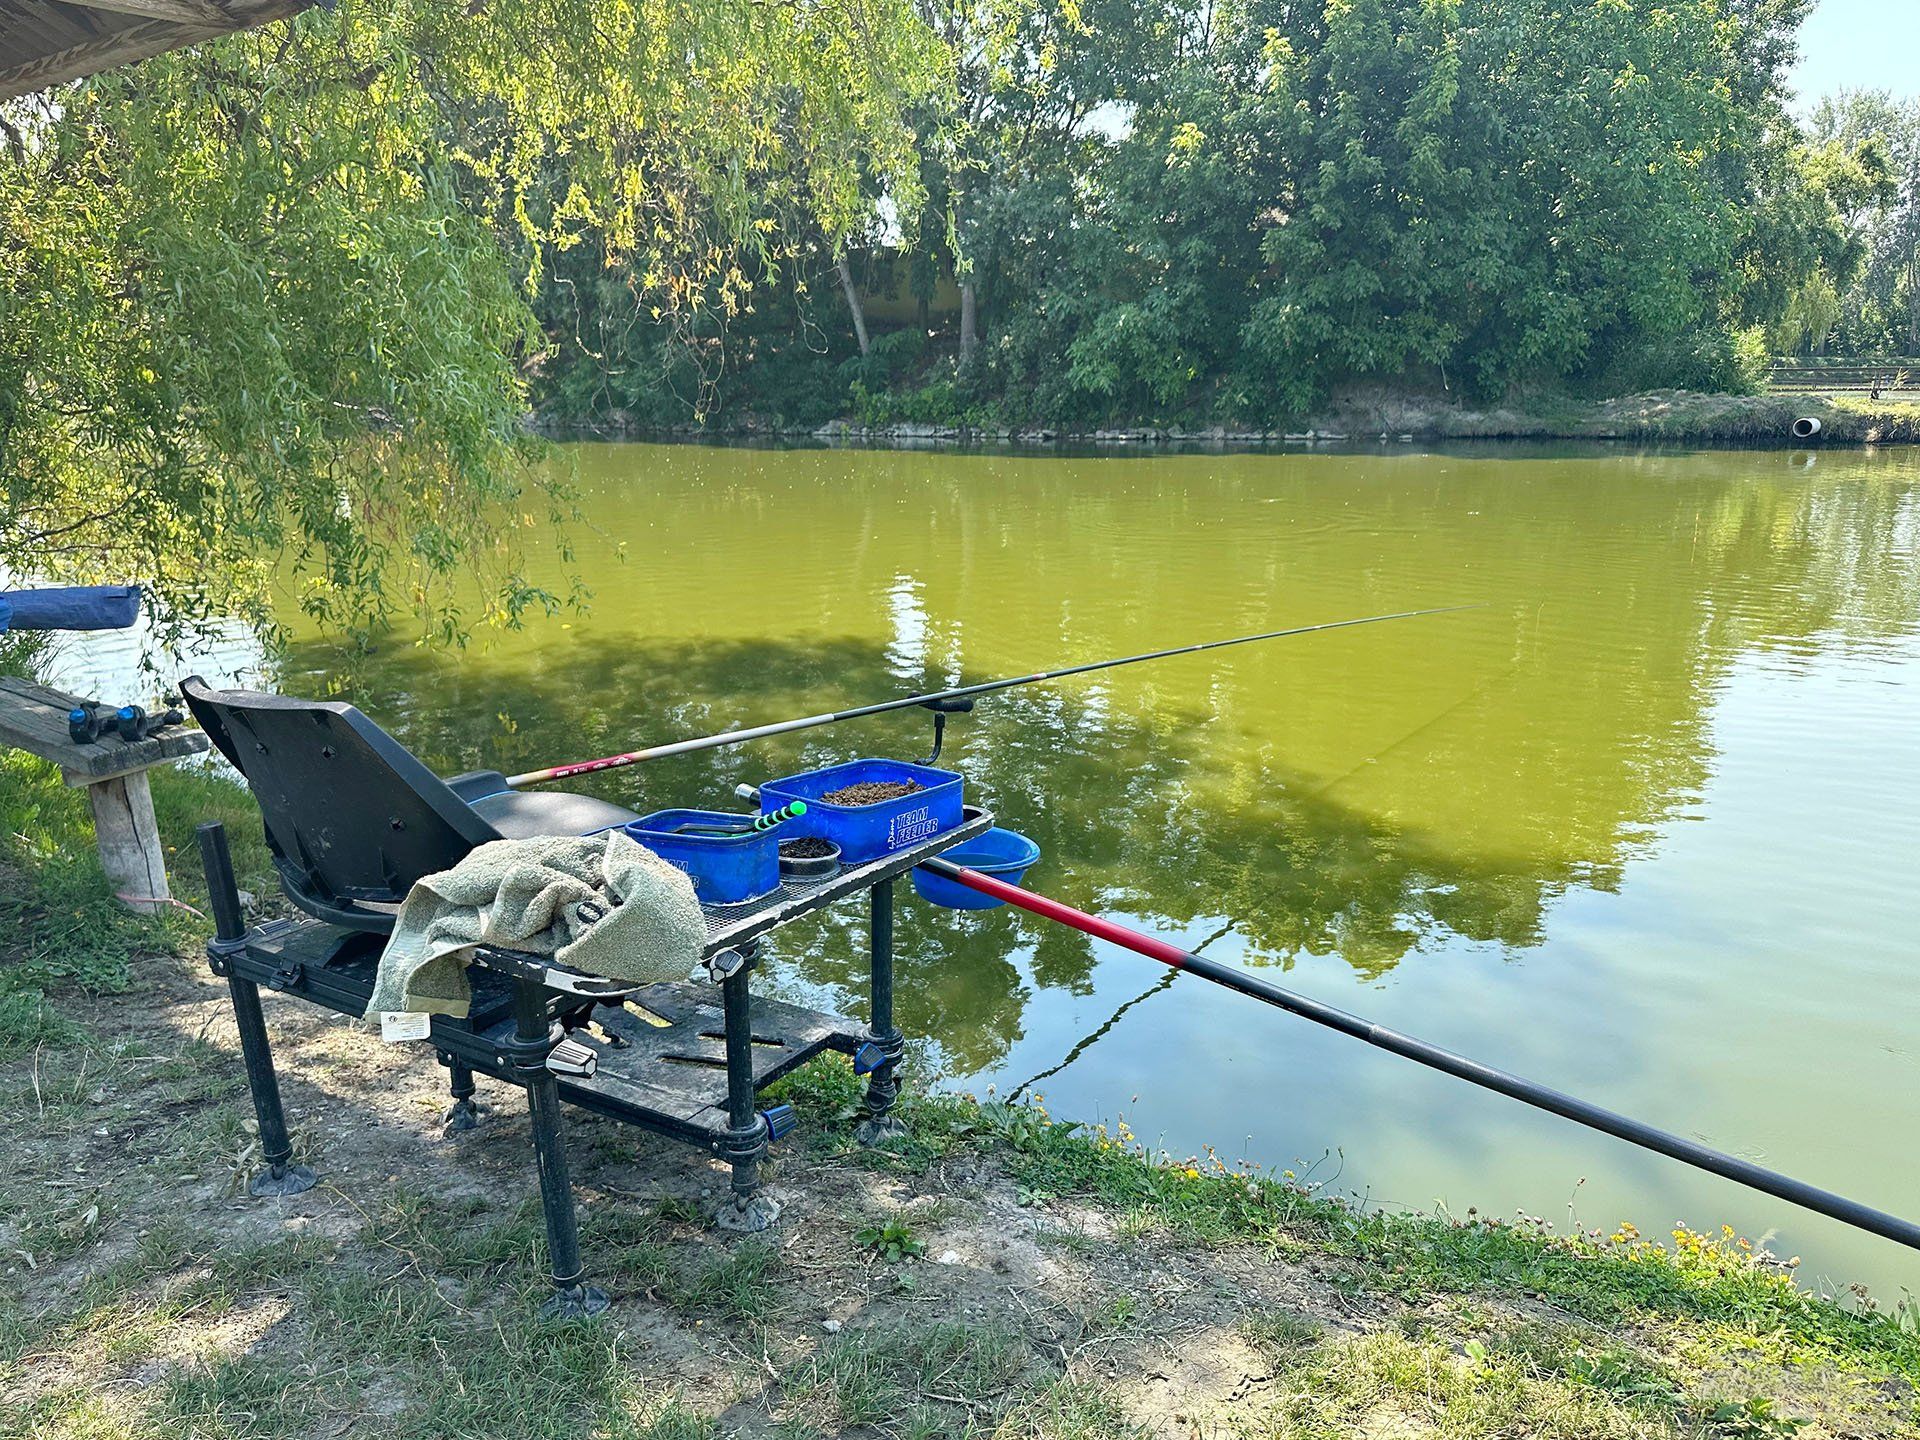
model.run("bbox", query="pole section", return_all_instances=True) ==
[916,856,1920,1254]
[505,604,1481,787]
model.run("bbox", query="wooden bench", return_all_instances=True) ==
[0,676,210,912]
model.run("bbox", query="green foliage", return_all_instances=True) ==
[1804,91,1920,354]
[1,0,945,644]
[547,0,1859,428]
[854,1216,927,1263]
[0,749,154,995]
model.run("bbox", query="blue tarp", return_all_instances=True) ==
[0,585,142,633]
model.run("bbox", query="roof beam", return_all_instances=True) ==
[44,0,234,23]
[0,0,310,101]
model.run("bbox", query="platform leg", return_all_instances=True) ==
[196,823,316,1198]
[856,877,908,1146]
[442,1054,481,1134]
[227,976,320,1196]
[715,958,779,1231]
[510,979,607,1319]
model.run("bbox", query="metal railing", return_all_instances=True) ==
[1769,357,1919,397]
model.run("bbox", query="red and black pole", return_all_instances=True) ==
[914,855,1920,1254]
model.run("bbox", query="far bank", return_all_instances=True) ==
[539,387,1920,449]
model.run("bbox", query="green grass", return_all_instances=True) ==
[990,1381,1153,1439]
[781,1320,1033,1434]
[1252,1329,1674,1439]
[6,1204,719,1440]
[0,628,273,920]
[682,1237,779,1323]
[0,720,278,1127]
[0,983,84,1056]
[0,742,272,1007]
[1241,1311,1323,1353]
[769,1065,1920,1386]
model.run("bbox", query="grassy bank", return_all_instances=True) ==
[547,387,1920,449]
[1402,389,1920,445]
[3,755,1917,1439]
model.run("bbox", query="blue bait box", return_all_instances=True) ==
[757,758,964,865]
[910,827,1040,911]
[623,810,779,906]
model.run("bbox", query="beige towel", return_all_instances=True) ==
[364,831,706,1019]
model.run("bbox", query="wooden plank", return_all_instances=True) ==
[0,0,102,49]
[0,676,208,782]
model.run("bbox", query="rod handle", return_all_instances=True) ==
[750,800,806,831]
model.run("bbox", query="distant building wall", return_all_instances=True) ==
[850,250,962,325]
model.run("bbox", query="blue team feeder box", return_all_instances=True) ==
[757,758,965,865]
[624,810,781,906]
[910,827,1041,910]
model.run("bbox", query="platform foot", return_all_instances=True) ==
[443,1098,482,1135]
[249,1163,317,1197]
[539,1283,610,1320]
[714,1192,783,1232]
[854,1115,909,1147]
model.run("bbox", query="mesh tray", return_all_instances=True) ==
[699,805,993,957]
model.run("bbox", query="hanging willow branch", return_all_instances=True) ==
[0,0,950,648]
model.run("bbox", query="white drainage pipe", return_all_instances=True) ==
[1791,416,1823,440]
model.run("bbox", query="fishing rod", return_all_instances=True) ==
[917,855,1920,1254]
[506,603,1482,789]
[671,800,809,837]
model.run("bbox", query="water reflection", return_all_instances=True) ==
[256,447,1919,1068]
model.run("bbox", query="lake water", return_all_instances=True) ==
[48,441,1920,1298]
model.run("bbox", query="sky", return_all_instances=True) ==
[1789,0,1920,107]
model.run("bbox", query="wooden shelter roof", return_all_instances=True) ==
[0,0,314,102]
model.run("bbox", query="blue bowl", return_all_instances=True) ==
[911,827,1040,910]
[757,758,964,864]
[624,810,780,906]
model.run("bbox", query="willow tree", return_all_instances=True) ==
[0,0,945,646]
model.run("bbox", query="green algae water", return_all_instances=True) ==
[189,442,1920,1293]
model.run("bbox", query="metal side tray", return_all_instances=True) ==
[192,806,992,1319]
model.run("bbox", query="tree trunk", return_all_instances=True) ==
[1909,243,1918,351]
[959,279,978,362]
[836,254,871,357]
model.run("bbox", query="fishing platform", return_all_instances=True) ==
[182,676,1003,1317]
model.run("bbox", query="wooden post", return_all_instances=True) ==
[83,770,171,911]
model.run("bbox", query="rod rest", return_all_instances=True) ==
[465,945,656,1003]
